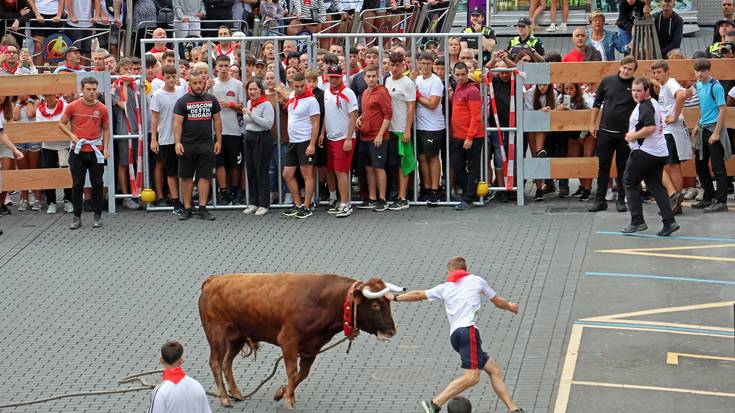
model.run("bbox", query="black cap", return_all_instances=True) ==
[254,58,266,66]
[424,39,439,48]
[715,19,734,28]
[64,46,80,56]
[517,16,532,26]
[470,7,483,16]
[326,65,343,77]
[287,51,301,59]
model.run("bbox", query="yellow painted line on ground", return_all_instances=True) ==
[571,380,735,398]
[666,352,735,365]
[579,323,734,339]
[581,301,735,323]
[596,244,735,263]
[553,324,583,413]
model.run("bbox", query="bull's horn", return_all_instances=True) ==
[385,282,406,293]
[362,286,391,299]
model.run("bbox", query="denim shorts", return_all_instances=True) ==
[0,143,13,159]
[16,142,42,152]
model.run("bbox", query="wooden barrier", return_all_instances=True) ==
[544,108,735,132]
[548,158,735,179]
[548,59,733,84]
[0,74,77,192]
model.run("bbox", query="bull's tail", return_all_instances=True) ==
[241,338,260,361]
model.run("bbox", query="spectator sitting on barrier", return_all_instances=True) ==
[586,10,627,62]
[53,45,84,73]
[286,0,326,38]
[563,27,602,62]
[147,340,211,413]
[615,0,646,53]
[653,0,683,57]
[447,396,472,413]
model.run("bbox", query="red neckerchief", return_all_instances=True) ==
[1,62,18,74]
[39,99,64,118]
[150,45,168,53]
[161,367,186,385]
[249,95,268,110]
[349,66,360,76]
[446,270,470,282]
[215,43,234,57]
[93,67,105,72]
[329,83,349,108]
[321,74,328,84]
[286,87,314,110]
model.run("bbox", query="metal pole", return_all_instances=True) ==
[103,71,116,213]
[443,35,451,204]
[274,38,283,206]
[140,41,150,194]
[515,64,525,206]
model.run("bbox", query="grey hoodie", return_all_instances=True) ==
[173,0,206,20]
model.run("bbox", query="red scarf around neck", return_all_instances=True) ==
[2,61,18,74]
[216,43,234,56]
[446,270,470,282]
[249,95,268,110]
[286,87,314,110]
[329,83,349,108]
[162,367,186,384]
[39,99,64,118]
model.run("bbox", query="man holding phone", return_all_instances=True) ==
[0,44,33,76]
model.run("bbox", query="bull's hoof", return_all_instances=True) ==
[220,397,233,407]
[273,385,285,401]
[284,397,296,410]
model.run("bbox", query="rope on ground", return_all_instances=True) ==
[0,337,351,409]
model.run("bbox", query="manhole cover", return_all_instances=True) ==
[372,368,437,383]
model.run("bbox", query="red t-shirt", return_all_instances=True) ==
[359,85,392,141]
[562,49,585,62]
[63,99,109,152]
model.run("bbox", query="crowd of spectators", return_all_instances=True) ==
[0,0,733,226]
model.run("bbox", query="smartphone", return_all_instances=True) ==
[0,45,8,55]
[563,95,571,107]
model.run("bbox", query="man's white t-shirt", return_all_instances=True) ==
[151,87,187,145]
[68,0,93,27]
[147,375,211,413]
[658,77,685,134]
[415,74,445,132]
[426,274,497,336]
[35,0,58,15]
[728,85,735,100]
[287,93,320,143]
[213,77,244,136]
[385,75,416,133]
[628,98,668,157]
[324,86,358,140]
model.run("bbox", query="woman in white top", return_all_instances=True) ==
[556,82,594,201]
[37,93,72,214]
[524,83,557,201]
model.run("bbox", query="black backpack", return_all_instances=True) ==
[153,0,174,25]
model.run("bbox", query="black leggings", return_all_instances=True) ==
[243,130,274,208]
[69,151,104,217]
[41,148,72,204]
[595,130,630,203]
[623,150,674,226]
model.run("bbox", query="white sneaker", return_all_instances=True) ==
[683,187,697,200]
[605,188,616,201]
[546,23,557,32]
[695,188,704,201]
[559,22,567,32]
[31,200,42,211]
[242,205,257,215]
[123,198,141,210]
[47,203,57,214]
[254,207,269,216]
[64,200,74,213]
[18,199,29,211]
[336,204,352,218]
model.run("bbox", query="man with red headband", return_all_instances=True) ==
[394,256,524,413]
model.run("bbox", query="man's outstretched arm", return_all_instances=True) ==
[490,295,519,314]
[393,290,428,302]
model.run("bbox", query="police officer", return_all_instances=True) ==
[507,17,545,59]
[461,7,497,67]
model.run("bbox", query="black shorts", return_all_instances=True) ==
[179,142,215,179]
[115,138,139,166]
[450,326,490,370]
[216,134,243,168]
[416,130,445,158]
[30,13,61,37]
[358,138,388,169]
[283,141,315,167]
[664,133,680,164]
[157,143,178,177]
[387,132,401,168]
[315,139,328,167]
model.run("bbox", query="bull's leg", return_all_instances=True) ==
[275,341,300,410]
[223,338,245,401]
[293,355,316,389]
[208,336,231,407]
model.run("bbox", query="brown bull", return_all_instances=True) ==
[198,272,404,408]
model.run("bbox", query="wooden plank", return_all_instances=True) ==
[0,73,77,96]
[547,157,735,179]
[5,121,69,144]
[0,168,72,191]
[548,108,735,132]
[549,59,734,84]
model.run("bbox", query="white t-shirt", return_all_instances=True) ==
[425,274,497,335]
[151,87,187,145]
[68,0,93,27]
[628,98,667,157]
[657,77,685,134]
[147,375,211,413]
[415,74,445,132]
[38,98,68,150]
[589,37,606,61]
[728,85,735,100]
[213,77,244,136]
[287,93,320,143]
[324,85,358,140]
[385,75,416,133]
[36,0,59,15]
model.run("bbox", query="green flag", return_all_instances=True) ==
[396,132,416,176]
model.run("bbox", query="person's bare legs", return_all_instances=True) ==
[432,369,480,407]
[301,164,315,208]
[483,358,519,411]
[375,167,387,200]
[665,163,683,194]
[283,166,302,206]
[662,168,676,197]
[366,166,377,200]
[197,177,211,206]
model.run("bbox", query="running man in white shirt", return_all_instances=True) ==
[394,257,523,413]
[147,340,211,413]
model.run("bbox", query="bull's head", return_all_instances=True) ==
[354,278,404,342]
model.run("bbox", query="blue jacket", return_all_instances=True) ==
[586,29,627,61]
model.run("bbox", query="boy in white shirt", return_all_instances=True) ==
[147,340,211,413]
[395,257,523,413]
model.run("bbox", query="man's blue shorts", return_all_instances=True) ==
[450,326,490,370]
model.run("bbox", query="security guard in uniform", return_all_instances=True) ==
[461,7,497,67]
[707,19,734,57]
[507,17,545,59]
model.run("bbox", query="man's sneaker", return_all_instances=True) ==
[374,199,388,212]
[336,204,353,218]
[255,207,269,216]
[559,22,567,32]
[69,216,82,230]
[172,200,183,216]
[691,199,711,209]
[47,203,57,214]
[657,222,680,237]
[123,198,140,210]
[621,223,647,233]
[683,187,698,200]
[64,200,74,213]
[534,189,544,201]
[92,213,102,228]
[242,205,258,215]
[455,200,474,211]
[695,188,704,201]
[605,188,616,201]
[536,149,547,158]
[18,199,29,211]
[0,204,11,215]
[178,208,193,220]
[31,200,41,211]
[510,409,526,413]
[295,206,313,219]
[217,188,231,205]
[198,206,215,220]
[327,200,341,214]
[356,199,377,209]
[703,200,728,213]
[588,201,607,212]
[388,198,409,211]
[571,187,584,198]
[420,400,440,413]
[426,190,439,207]
[546,22,557,32]
[616,198,627,212]
[282,205,301,217]
[579,189,591,202]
